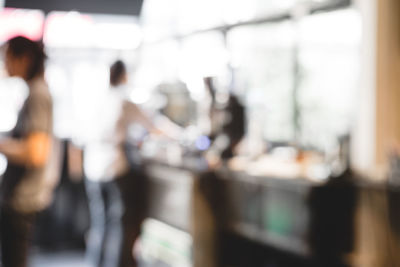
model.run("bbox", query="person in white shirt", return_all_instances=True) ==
[84,60,158,267]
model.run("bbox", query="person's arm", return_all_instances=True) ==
[122,100,184,140]
[0,132,51,168]
[153,114,183,139]
[122,100,160,134]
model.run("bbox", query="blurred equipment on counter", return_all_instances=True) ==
[158,81,197,127]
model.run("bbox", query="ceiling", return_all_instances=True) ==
[5,0,144,15]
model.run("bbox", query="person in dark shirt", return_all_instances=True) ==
[0,36,55,267]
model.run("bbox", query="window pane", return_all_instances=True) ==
[297,9,361,150]
[228,22,296,142]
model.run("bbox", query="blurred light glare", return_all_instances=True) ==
[129,89,151,104]
[140,0,178,42]
[297,9,361,149]
[178,33,228,100]
[44,11,141,49]
[221,0,257,24]
[195,135,211,151]
[94,23,142,49]
[70,63,109,142]
[228,22,295,142]
[0,78,28,132]
[299,9,362,45]
[0,154,7,176]
[44,11,93,47]
[0,114,17,132]
[0,8,44,43]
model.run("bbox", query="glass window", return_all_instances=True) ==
[140,0,180,42]
[179,32,228,100]
[297,9,361,150]
[44,11,141,49]
[134,40,180,92]
[228,22,296,143]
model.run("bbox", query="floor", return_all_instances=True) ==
[29,251,90,267]
[29,251,150,267]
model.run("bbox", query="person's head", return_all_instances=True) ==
[110,60,127,87]
[4,36,46,81]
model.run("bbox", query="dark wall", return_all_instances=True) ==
[5,0,143,15]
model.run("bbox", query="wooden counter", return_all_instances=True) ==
[140,159,359,267]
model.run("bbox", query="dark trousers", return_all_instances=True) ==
[85,173,143,267]
[0,207,35,267]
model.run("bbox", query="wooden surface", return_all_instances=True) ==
[352,187,400,267]
[376,0,400,168]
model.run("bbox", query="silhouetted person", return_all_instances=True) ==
[203,77,245,159]
[84,60,158,267]
[221,94,245,159]
[0,36,55,267]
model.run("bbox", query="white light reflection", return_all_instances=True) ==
[178,32,229,101]
[45,11,142,50]
[0,77,28,132]
[299,9,362,46]
[0,154,6,176]
[70,62,109,143]
[94,23,142,50]
[227,22,295,142]
[297,9,361,149]
[0,8,45,43]
[44,11,93,47]
[134,40,180,92]
[129,88,151,104]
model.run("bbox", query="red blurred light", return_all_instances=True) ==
[0,8,45,42]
